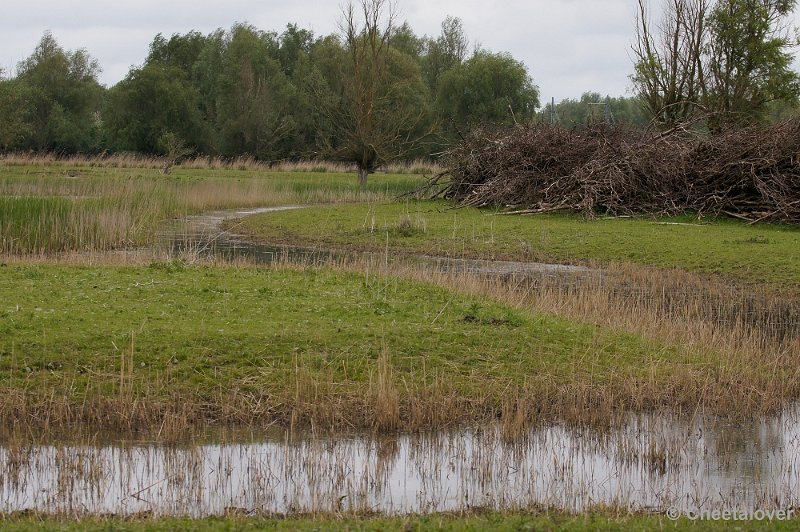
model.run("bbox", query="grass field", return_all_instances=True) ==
[1,260,796,437]
[0,262,683,434]
[231,200,800,286]
[2,512,798,531]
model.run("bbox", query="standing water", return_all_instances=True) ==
[2,409,799,516]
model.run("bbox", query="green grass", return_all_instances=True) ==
[0,262,747,432]
[232,200,800,285]
[2,512,798,531]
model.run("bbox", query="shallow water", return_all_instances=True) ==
[2,410,798,516]
[159,206,591,277]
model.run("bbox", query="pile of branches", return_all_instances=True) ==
[424,120,800,223]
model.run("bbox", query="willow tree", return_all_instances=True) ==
[704,0,800,128]
[14,32,105,152]
[315,0,434,186]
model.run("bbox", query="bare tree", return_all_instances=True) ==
[632,0,799,129]
[631,0,709,126]
[158,131,193,174]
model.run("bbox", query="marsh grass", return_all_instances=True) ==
[0,162,423,254]
[2,513,798,531]
[0,152,442,175]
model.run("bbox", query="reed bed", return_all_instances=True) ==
[0,152,441,175]
[0,163,423,254]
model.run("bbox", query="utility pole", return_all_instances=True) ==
[549,97,559,124]
[603,96,614,123]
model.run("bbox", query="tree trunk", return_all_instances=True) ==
[358,167,369,188]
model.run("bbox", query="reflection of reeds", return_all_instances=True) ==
[1,412,797,517]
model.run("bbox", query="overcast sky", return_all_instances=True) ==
[2,0,798,104]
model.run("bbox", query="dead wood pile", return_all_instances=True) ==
[425,120,800,223]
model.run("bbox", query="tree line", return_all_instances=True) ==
[1,0,798,177]
[0,6,540,172]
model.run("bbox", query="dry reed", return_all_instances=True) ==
[0,152,441,175]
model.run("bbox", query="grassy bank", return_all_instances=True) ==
[3,512,798,531]
[0,161,423,254]
[231,200,800,286]
[0,261,796,437]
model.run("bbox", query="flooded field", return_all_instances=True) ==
[2,409,799,517]
[160,206,592,277]
[3,207,792,519]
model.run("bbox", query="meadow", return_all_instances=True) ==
[0,261,735,437]
[2,156,799,527]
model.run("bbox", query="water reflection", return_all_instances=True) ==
[2,410,798,516]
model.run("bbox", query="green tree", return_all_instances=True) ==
[104,63,210,153]
[390,21,424,59]
[0,78,32,150]
[215,24,297,159]
[192,29,226,129]
[422,16,469,91]
[14,32,105,152]
[704,0,800,127]
[147,31,210,75]
[278,23,314,78]
[436,51,539,131]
